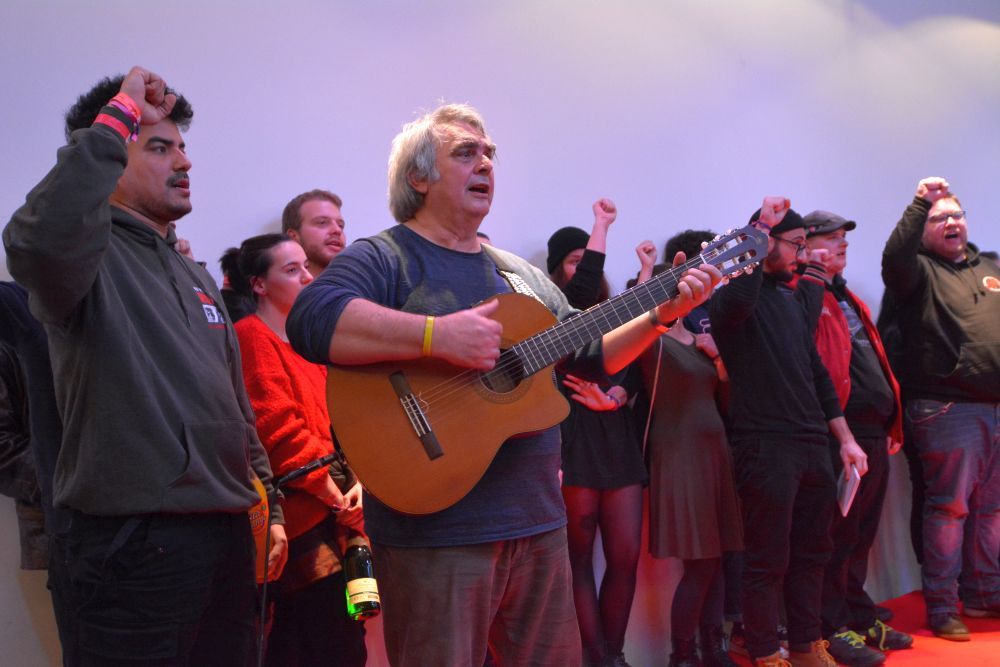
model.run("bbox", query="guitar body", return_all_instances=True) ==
[327,293,570,515]
[326,224,768,516]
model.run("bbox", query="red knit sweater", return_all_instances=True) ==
[236,315,334,539]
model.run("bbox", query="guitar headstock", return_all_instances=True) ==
[698,224,769,283]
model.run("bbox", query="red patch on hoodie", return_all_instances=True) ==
[193,287,226,328]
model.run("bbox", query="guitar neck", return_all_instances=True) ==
[513,258,695,376]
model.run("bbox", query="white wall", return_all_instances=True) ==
[1,1,998,665]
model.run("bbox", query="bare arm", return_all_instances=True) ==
[602,258,722,374]
[635,240,657,285]
[586,198,616,254]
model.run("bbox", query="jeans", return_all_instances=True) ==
[908,399,1000,617]
[732,438,835,659]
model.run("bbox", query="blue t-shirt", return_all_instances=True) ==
[287,224,589,547]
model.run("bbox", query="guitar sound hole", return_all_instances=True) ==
[481,349,525,394]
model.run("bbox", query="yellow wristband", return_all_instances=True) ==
[422,316,435,357]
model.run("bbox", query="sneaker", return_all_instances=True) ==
[754,650,791,667]
[788,639,837,667]
[730,623,790,660]
[862,619,913,650]
[874,605,893,623]
[929,613,970,641]
[825,630,886,666]
[963,606,1000,619]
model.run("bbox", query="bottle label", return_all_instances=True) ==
[346,577,380,604]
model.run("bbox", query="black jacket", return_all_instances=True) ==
[882,197,1000,402]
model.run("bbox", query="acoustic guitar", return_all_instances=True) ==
[327,225,768,514]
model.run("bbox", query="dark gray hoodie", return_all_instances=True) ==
[3,123,281,520]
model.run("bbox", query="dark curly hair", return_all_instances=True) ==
[664,229,716,263]
[64,74,194,141]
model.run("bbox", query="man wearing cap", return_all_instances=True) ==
[882,177,1000,641]
[710,198,868,667]
[800,211,913,666]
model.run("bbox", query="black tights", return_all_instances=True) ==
[672,556,724,642]
[563,484,643,663]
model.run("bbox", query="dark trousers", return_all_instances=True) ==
[723,550,744,621]
[900,412,925,563]
[48,533,79,666]
[732,438,835,659]
[66,511,256,666]
[820,435,889,635]
[265,570,367,667]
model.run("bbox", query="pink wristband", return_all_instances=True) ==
[110,92,141,123]
[94,113,132,142]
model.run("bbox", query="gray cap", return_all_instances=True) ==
[804,210,857,237]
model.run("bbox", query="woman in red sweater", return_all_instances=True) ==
[230,233,366,667]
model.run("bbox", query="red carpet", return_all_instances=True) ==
[733,590,1000,666]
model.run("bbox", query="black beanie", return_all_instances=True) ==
[546,226,590,274]
[749,207,805,235]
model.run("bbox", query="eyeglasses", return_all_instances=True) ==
[773,236,807,254]
[927,210,966,224]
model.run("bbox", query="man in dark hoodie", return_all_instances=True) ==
[709,198,868,667]
[881,177,1000,641]
[3,66,287,665]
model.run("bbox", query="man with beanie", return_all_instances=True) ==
[882,177,1000,641]
[710,198,868,667]
[800,211,913,665]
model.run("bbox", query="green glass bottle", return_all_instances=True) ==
[344,538,381,620]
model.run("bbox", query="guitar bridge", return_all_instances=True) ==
[389,372,444,460]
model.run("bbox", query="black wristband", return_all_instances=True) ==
[648,309,676,333]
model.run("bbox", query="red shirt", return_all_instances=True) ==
[236,315,334,539]
[810,283,903,444]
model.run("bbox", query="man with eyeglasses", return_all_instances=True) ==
[710,199,868,667]
[882,177,1000,641]
[798,212,913,666]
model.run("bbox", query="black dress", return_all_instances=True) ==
[556,248,646,489]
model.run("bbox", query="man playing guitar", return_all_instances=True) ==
[287,103,723,666]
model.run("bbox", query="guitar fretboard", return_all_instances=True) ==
[512,253,704,376]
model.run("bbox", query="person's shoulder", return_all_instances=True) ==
[336,226,405,262]
[235,314,273,344]
[483,244,543,275]
[0,281,29,306]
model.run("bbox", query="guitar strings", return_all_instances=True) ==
[408,240,756,429]
[417,254,696,406]
[409,253,710,426]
